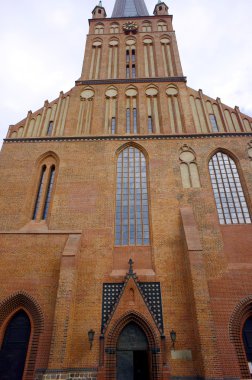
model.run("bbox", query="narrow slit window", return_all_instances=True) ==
[210,114,219,132]
[43,166,56,219]
[126,65,130,78]
[132,49,136,63]
[126,108,131,133]
[148,116,153,133]
[115,146,150,246]
[111,117,116,134]
[132,64,136,78]
[209,152,251,224]
[133,108,137,133]
[47,121,53,136]
[33,165,46,220]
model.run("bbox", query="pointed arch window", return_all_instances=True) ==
[209,151,251,224]
[0,311,31,380]
[33,156,57,221]
[115,146,150,246]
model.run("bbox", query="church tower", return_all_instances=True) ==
[0,1,252,380]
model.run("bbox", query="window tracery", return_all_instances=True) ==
[209,151,251,224]
[115,146,150,246]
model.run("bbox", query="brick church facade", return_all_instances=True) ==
[0,0,252,379]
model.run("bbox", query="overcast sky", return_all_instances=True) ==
[0,0,251,144]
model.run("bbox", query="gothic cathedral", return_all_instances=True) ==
[0,0,252,379]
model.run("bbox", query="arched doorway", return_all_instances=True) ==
[116,322,150,380]
[242,316,252,376]
[0,310,31,380]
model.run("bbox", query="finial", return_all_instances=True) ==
[128,258,134,275]
[98,0,102,6]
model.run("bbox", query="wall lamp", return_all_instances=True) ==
[88,329,95,350]
[170,329,176,350]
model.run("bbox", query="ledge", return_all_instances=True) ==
[0,230,82,235]
[76,76,187,85]
[4,132,252,144]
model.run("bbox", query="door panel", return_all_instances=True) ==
[0,311,31,380]
[117,351,134,380]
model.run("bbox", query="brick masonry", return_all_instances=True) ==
[0,1,252,380]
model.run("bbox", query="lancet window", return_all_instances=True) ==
[209,151,251,224]
[125,87,138,134]
[143,38,156,77]
[108,40,119,79]
[160,37,174,77]
[145,86,160,133]
[126,39,136,79]
[33,155,57,221]
[89,40,102,79]
[115,146,150,246]
[166,85,183,133]
[77,88,95,135]
[104,87,118,134]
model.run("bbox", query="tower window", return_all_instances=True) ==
[125,87,138,134]
[125,43,136,78]
[209,152,251,224]
[115,146,150,246]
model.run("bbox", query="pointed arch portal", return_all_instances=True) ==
[0,310,31,380]
[116,322,150,380]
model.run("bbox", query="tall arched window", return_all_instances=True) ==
[115,146,150,246]
[33,156,57,221]
[0,310,31,380]
[209,152,251,224]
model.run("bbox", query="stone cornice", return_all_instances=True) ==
[75,77,187,86]
[4,132,252,144]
